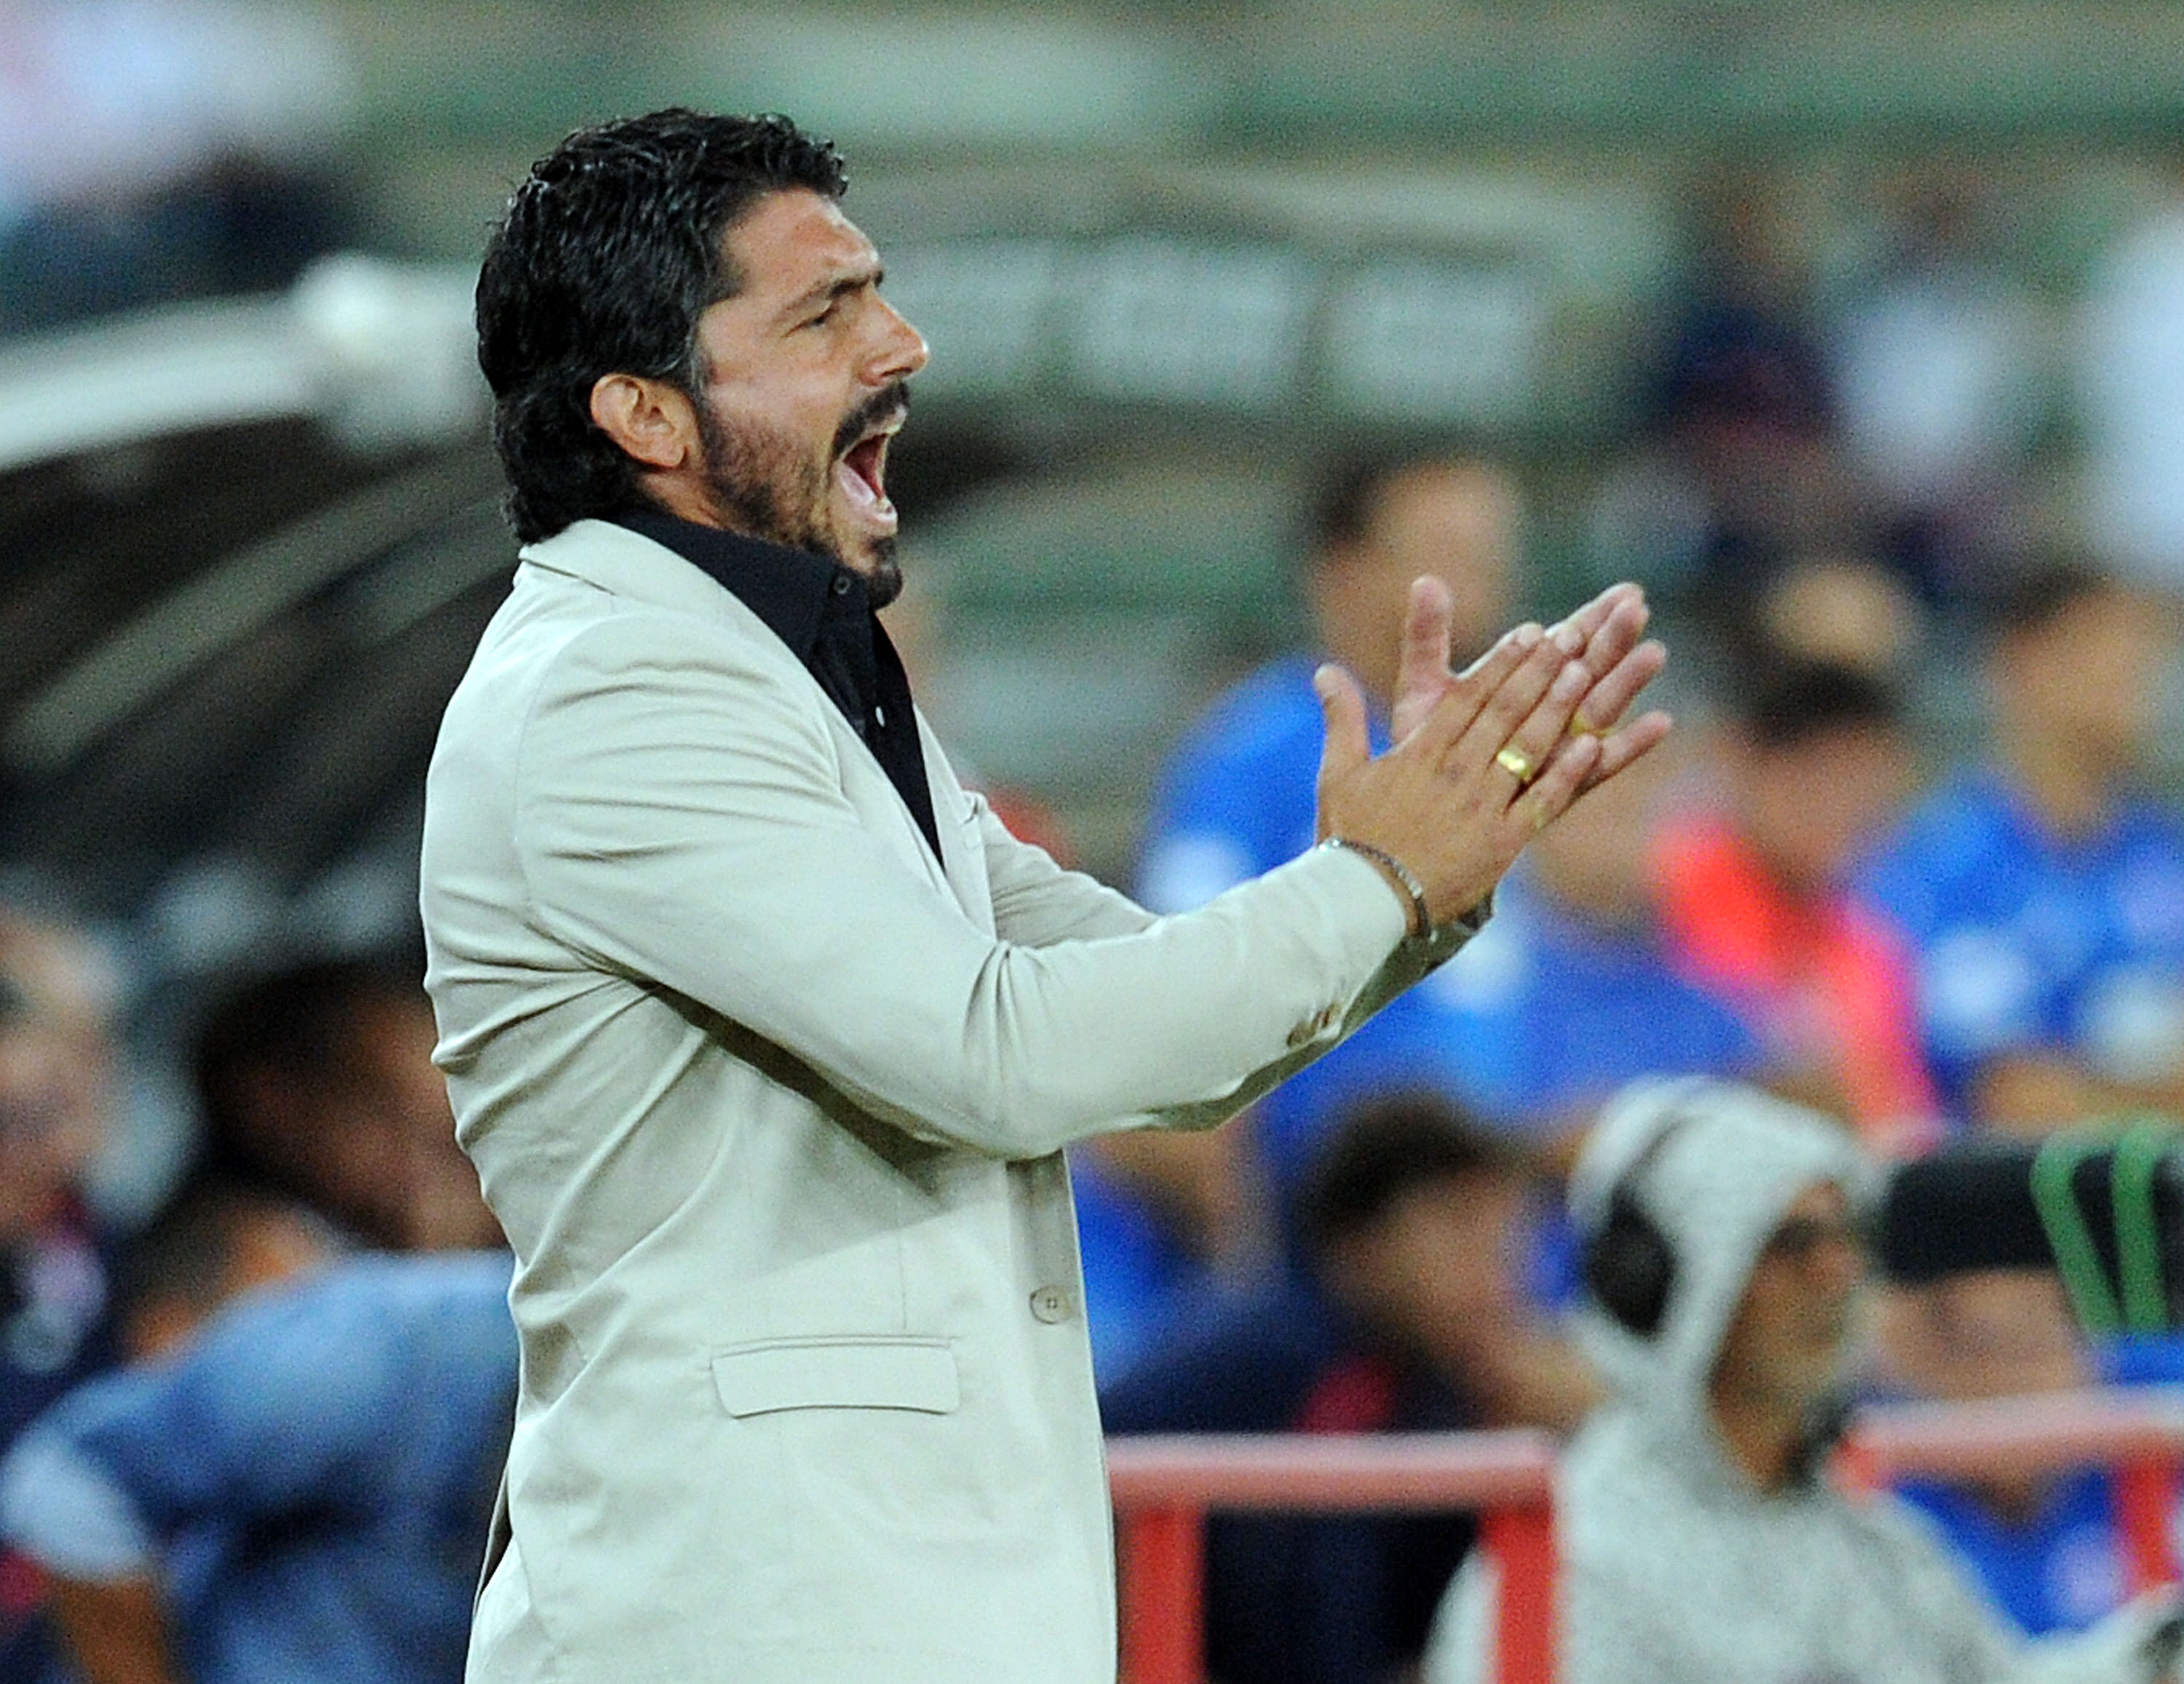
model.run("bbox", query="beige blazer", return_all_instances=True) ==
[419,519,1471,1684]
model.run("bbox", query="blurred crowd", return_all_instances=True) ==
[1085,429,2184,1677]
[4,130,2184,1684]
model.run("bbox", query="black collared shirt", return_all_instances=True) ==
[610,506,943,864]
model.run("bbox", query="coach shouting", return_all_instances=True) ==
[419,108,1668,1684]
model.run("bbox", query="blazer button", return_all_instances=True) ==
[1029,1285,1074,1324]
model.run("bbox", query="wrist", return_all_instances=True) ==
[1319,837,1431,940]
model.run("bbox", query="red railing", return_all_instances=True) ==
[1850,1387,2184,1593]
[1107,1429,1559,1684]
[1107,1386,2184,1684]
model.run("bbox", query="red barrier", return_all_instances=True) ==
[1107,1431,1559,1684]
[1108,1388,2184,1684]
[1852,1386,2184,1592]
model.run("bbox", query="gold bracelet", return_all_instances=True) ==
[1321,837,1431,939]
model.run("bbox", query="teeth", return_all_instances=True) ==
[834,455,896,528]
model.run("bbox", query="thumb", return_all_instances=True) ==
[1314,662,1371,788]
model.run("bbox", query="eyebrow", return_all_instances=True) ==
[781,264,884,319]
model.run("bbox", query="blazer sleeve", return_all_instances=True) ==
[510,612,1474,1161]
[974,792,1155,947]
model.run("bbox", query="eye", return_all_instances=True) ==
[802,298,841,330]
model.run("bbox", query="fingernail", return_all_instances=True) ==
[1552,660,1588,700]
[1552,622,1584,655]
[1511,622,1542,649]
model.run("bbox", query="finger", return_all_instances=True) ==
[1570,593,1650,686]
[1583,708,1674,787]
[1514,729,1603,839]
[1544,581,1643,655]
[1570,637,1668,737]
[1420,620,1545,747]
[1455,619,1546,683]
[1313,663,1373,812]
[1390,576,1456,717]
[1480,652,1597,799]
[1446,636,1583,778]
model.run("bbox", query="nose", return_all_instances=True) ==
[865,296,928,384]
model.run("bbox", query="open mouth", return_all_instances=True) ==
[834,411,903,531]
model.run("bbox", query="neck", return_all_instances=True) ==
[1709,1388,1808,1493]
[2001,723,2116,840]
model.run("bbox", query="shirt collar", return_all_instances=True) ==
[608,504,868,657]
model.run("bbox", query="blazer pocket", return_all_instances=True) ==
[711,1335,960,1418]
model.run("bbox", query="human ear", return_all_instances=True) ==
[587,373,698,471]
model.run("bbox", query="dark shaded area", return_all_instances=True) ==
[0,424,507,918]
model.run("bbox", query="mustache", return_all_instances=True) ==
[831,381,912,458]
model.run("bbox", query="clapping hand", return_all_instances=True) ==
[1313,578,1671,931]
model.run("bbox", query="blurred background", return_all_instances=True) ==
[5,0,2184,1240]
[12,11,2184,1684]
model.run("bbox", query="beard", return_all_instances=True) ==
[692,384,908,609]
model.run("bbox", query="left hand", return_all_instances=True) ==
[1390,577,1671,796]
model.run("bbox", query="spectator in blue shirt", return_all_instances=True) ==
[1857,561,2184,1131]
[1335,738,1765,1165]
[190,957,503,1255]
[1101,1094,1594,1684]
[1076,453,1524,1377]
[0,1249,516,1684]
[1131,451,1524,1185]
[0,906,127,1684]
[1870,1268,2132,1636]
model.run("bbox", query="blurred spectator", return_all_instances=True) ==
[1744,549,1928,683]
[1134,450,1522,1188]
[1083,451,1526,1375]
[0,1249,514,1684]
[111,1173,331,1362]
[0,905,124,1684]
[2081,176,2184,597]
[1588,168,1861,624]
[1856,562,2184,1131]
[1824,164,2048,606]
[1653,661,1941,1154]
[1101,1094,1594,1684]
[191,958,500,1254]
[0,0,357,331]
[1425,1077,2182,1684]
[1071,1118,1271,1383]
[1372,741,1765,1163]
[1869,1269,2131,1637]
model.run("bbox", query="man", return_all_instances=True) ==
[1084,454,1529,1374]
[0,906,124,1684]
[1424,1078,2183,1684]
[1857,561,2184,1131]
[1134,451,1527,1185]
[423,108,1668,1684]
[191,957,501,1254]
[1102,1094,1593,1684]
[0,1249,515,1684]
[1653,659,1941,1155]
[1870,1266,2131,1637]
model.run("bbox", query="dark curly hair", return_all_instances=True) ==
[475,109,848,542]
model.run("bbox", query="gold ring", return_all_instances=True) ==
[1569,709,1602,739]
[1495,744,1538,785]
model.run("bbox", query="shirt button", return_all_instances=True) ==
[831,573,853,595]
[1029,1286,1073,1324]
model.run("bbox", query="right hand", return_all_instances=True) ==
[1313,582,1670,930]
